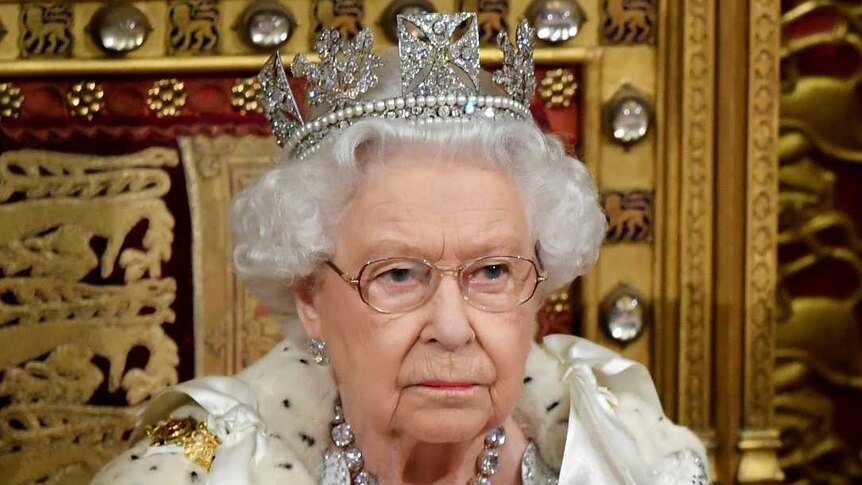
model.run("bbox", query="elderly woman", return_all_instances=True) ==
[92,13,708,485]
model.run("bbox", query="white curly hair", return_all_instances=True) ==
[231,53,606,314]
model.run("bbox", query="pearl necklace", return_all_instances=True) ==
[327,396,507,485]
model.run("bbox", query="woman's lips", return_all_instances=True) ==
[420,380,475,390]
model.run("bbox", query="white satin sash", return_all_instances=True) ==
[541,334,661,485]
[141,376,269,485]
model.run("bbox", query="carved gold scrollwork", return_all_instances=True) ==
[736,0,782,480]
[0,148,181,484]
[777,0,862,481]
[775,136,862,481]
[678,0,715,435]
[744,0,781,431]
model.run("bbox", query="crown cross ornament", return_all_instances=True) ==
[258,12,537,158]
[397,12,480,96]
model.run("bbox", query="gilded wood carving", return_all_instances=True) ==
[745,0,781,431]
[776,0,862,481]
[678,0,715,433]
[736,0,783,481]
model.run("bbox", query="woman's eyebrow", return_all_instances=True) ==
[354,238,432,260]
[455,230,528,255]
[355,227,528,260]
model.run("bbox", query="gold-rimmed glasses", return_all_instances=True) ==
[324,255,548,314]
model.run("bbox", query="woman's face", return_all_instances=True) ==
[295,153,537,445]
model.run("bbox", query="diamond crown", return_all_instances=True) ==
[258,12,536,160]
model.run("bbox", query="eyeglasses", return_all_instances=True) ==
[324,255,547,314]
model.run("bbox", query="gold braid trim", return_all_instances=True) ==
[146,417,221,471]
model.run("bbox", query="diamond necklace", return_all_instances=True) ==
[327,396,507,485]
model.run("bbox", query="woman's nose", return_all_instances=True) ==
[419,276,475,350]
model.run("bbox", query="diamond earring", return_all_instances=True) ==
[307,338,330,365]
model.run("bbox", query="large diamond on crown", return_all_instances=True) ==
[397,12,480,97]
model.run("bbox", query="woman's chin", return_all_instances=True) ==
[401,408,491,443]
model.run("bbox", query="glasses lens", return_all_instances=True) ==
[360,258,434,312]
[461,256,539,311]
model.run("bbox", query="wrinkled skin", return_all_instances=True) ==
[295,152,538,484]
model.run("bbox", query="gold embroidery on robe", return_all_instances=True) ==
[147,417,221,471]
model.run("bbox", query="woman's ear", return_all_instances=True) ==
[292,276,322,338]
